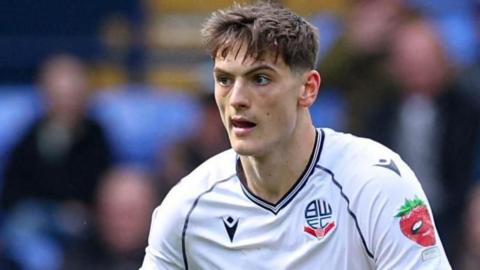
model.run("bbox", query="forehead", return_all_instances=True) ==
[213,44,289,73]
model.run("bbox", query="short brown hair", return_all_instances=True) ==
[201,2,319,71]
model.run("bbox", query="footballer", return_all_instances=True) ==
[140,2,451,269]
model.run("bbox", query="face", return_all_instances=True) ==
[97,172,155,254]
[42,60,89,120]
[390,23,447,95]
[213,48,307,157]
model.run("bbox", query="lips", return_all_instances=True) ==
[230,117,256,136]
[231,119,256,128]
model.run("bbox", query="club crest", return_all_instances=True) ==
[303,199,336,241]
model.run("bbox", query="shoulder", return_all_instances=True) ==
[318,128,422,197]
[81,117,108,135]
[318,129,451,268]
[319,128,400,171]
[178,148,237,196]
[146,149,237,262]
[6,117,45,157]
[155,148,238,219]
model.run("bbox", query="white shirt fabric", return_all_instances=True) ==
[140,128,451,270]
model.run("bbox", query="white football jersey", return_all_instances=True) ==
[141,128,451,270]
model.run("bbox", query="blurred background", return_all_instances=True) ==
[0,0,479,269]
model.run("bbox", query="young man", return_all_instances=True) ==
[141,3,451,269]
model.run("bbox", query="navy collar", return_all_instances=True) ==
[236,129,325,214]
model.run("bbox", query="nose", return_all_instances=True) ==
[229,80,250,109]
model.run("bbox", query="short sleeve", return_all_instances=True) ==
[140,186,185,270]
[350,158,452,270]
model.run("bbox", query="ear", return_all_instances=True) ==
[298,70,321,108]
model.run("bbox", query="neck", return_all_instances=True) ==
[239,118,316,204]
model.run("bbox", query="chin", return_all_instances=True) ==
[233,147,255,156]
[231,143,253,156]
[230,140,265,157]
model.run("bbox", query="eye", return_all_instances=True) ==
[253,74,271,86]
[411,220,423,234]
[216,76,232,87]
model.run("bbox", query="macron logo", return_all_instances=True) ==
[374,159,401,177]
[222,216,239,242]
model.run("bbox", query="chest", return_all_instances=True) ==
[183,176,373,270]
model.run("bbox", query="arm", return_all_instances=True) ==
[352,159,451,269]
[140,186,185,270]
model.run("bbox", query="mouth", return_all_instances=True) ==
[230,117,256,136]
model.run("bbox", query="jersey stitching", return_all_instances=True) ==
[316,164,375,259]
[181,175,236,270]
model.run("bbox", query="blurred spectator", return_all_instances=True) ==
[1,54,112,211]
[406,0,479,68]
[91,86,200,169]
[2,200,90,270]
[158,93,229,194]
[365,18,480,266]
[458,184,480,270]
[0,54,112,269]
[62,166,158,270]
[318,0,405,133]
[459,63,480,110]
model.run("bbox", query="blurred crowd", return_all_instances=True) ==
[0,0,480,269]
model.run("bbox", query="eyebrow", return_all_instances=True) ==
[213,64,278,77]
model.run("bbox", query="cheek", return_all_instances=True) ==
[264,103,296,133]
[214,91,225,111]
[214,84,230,97]
[268,97,297,121]
[213,97,227,127]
